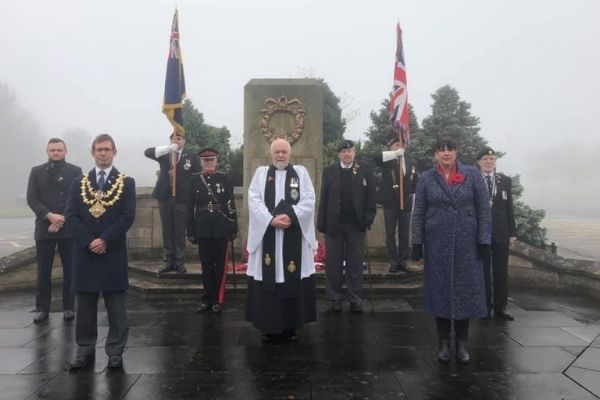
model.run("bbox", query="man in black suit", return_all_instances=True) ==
[317,140,376,313]
[26,138,83,323]
[477,147,517,321]
[374,137,419,273]
[144,132,200,273]
[66,134,136,370]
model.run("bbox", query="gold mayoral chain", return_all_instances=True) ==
[80,174,126,218]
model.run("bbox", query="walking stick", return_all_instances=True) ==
[365,232,375,315]
[230,240,237,293]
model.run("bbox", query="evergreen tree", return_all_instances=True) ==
[183,99,232,172]
[321,80,346,166]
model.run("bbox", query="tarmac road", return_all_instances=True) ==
[0,217,34,258]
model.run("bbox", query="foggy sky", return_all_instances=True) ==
[1,0,599,217]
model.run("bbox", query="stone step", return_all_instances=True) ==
[128,275,422,295]
[129,260,423,285]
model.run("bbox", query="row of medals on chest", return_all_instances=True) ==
[80,174,125,218]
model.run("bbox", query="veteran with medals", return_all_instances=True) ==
[187,147,238,313]
[245,138,317,342]
[65,134,136,370]
[317,140,377,314]
[477,147,517,321]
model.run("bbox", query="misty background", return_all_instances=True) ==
[1,0,599,219]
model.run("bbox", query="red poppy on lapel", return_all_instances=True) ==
[267,176,274,182]
[451,173,465,184]
[352,162,360,175]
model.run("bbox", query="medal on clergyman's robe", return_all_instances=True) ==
[264,253,272,266]
[287,260,297,273]
[290,177,299,200]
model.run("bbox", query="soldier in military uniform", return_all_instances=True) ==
[187,148,238,313]
[477,147,517,321]
[374,137,419,273]
[26,138,83,323]
[144,132,200,274]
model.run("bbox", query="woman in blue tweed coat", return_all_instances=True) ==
[411,137,492,364]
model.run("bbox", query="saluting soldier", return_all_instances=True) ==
[144,132,200,274]
[476,147,517,321]
[374,137,419,273]
[187,148,238,313]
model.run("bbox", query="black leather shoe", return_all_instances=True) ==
[69,354,95,371]
[211,304,222,313]
[331,300,342,313]
[437,340,450,364]
[107,355,123,369]
[350,302,364,314]
[284,329,299,342]
[175,264,187,273]
[456,340,470,364]
[495,309,514,321]
[63,310,75,321]
[157,265,175,274]
[196,302,210,313]
[389,265,410,273]
[33,311,49,324]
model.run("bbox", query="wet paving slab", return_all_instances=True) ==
[0,288,600,399]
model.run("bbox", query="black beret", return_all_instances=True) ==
[198,147,219,158]
[337,139,355,152]
[387,137,401,147]
[476,147,496,160]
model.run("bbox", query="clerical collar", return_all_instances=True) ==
[95,166,114,177]
[339,161,353,169]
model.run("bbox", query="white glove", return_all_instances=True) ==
[155,143,179,158]
[382,148,405,162]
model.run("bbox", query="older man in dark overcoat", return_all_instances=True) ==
[65,134,136,370]
[317,140,377,313]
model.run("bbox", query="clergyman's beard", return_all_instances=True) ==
[273,161,289,170]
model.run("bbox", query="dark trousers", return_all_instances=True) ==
[436,317,470,341]
[75,291,128,357]
[482,242,510,311]
[383,207,411,268]
[198,237,228,305]
[35,239,75,313]
[158,199,187,266]
[325,223,365,305]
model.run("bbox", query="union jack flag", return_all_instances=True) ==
[389,23,410,145]
[162,9,186,135]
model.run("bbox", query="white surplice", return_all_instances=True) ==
[246,165,316,281]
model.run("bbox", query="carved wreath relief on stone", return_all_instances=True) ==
[259,96,305,144]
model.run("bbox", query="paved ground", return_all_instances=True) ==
[1,287,600,399]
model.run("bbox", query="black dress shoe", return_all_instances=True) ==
[211,304,222,313]
[495,309,514,321]
[157,265,175,274]
[33,311,49,324]
[107,355,123,369]
[456,340,470,364]
[175,264,187,273]
[63,310,75,321]
[437,340,450,364]
[389,265,410,273]
[331,300,342,313]
[196,302,210,313]
[350,302,364,314]
[69,355,95,371]
[283,329,299,342]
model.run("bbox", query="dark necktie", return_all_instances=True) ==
[97,170,106,191]
[485,174,493,196]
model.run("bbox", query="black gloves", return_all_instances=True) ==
[411,244,423,261]
[478,244,491,259]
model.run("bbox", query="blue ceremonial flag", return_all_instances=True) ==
[162,9,186,135]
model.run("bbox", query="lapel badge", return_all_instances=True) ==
[184,159,191,170]
[362,178,367,187]
[287,260,297,273]
[58,176,63,182]
[264,253,272,266]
